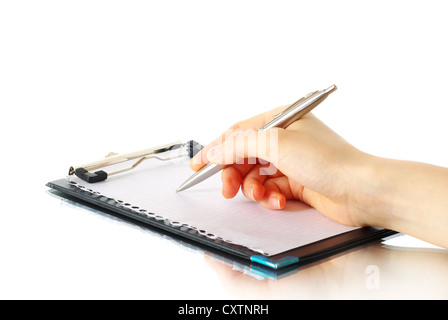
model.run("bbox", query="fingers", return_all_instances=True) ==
[220,163,255,199]
[189,105,288,171]
[242,167,267,202]
[222,161,295,210]
[203,127,290,210]
[240,162,281,201]
[189,138,220,171]
[260,178,287,210]
[205,128,281,170]
[221,166,242,199]
[243,166,293,210]
[188,104,299,210]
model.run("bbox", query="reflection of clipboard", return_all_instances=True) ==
[47,140,396,272]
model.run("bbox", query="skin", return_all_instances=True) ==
[190,106,448,249]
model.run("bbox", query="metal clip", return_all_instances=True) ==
[272,90,318,119]
[68,140,203,183]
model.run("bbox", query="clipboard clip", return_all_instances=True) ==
[68,140,203,183]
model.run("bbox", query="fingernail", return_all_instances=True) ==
[250,186,256,201]
[207,146,221,163]
[271,195,283,210]
[190,153,202,166]
[276,197,282,209]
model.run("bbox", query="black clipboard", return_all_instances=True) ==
[46,140,396,273]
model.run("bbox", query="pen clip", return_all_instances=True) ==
[272,90,318,119]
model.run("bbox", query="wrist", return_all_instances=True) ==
[349,154,426,231]
[345,152,393,229]
[346,149,448,248]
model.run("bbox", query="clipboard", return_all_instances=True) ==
[46,140,396,272]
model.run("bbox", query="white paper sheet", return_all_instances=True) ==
[68,157,358,256]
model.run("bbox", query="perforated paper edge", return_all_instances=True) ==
[66,178,269,256]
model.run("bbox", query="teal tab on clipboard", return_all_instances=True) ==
[251,255,299,269]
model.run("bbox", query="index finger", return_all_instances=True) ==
[190,105,288,171]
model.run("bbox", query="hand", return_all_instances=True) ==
[190,106,369,227]
[190,105,448,249]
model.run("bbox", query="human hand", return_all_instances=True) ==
[190,106,369,227]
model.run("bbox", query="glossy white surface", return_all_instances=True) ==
[1,1,448,299]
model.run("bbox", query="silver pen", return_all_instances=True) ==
[176,84,337,193]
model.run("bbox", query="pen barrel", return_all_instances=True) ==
[181,90,330,189]
[176,85,337,192]
[176,162,225,192]
[259,88,332,131]
[193,163,226,184]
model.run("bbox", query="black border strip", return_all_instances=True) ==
[47,179,258,261]
[47,178,396,269]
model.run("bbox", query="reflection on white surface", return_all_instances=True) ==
[0,190,230,299]
[382,234,448,251]
[205,241,448,299]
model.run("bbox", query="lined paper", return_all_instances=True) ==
[68,157,358,256]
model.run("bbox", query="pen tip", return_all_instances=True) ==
[325,84,337,94]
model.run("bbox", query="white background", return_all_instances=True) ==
[1,1,447,299]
